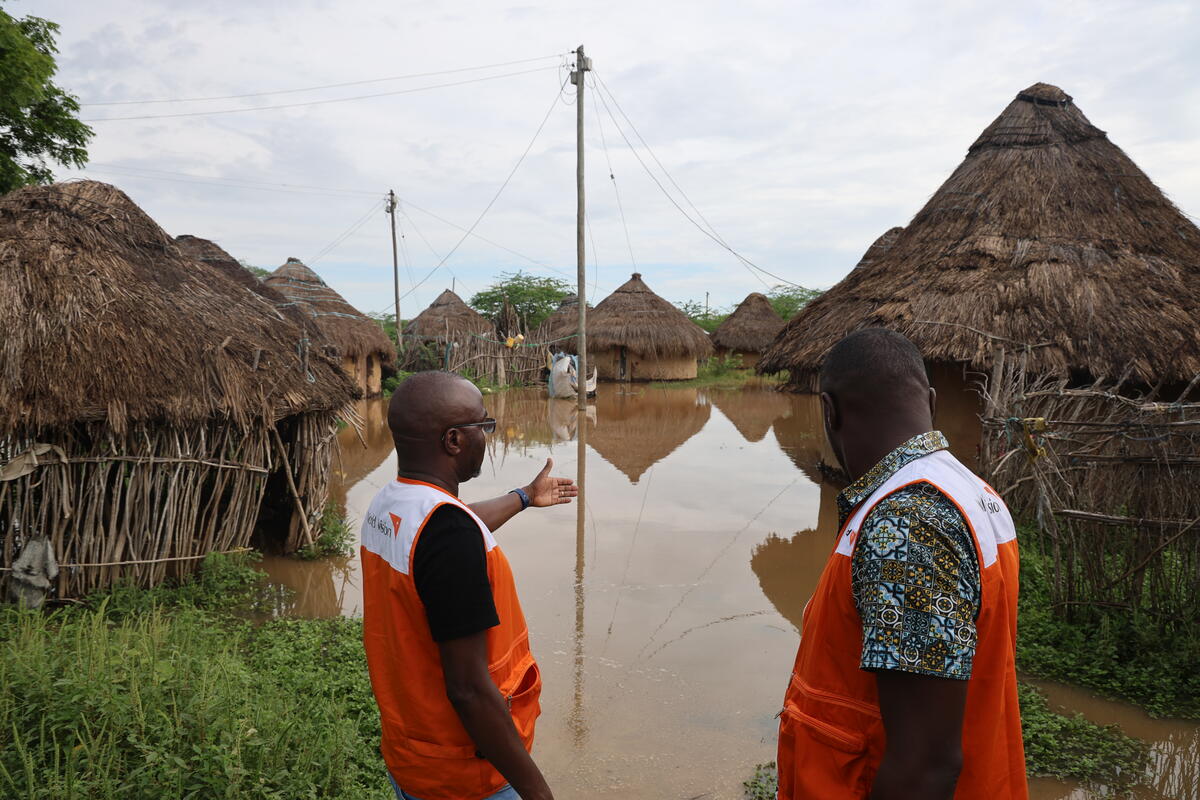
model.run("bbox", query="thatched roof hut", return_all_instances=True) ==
[710,293,784,368]
[264,257,394,395]
[405,288,494,341]
[533,294,587,355]
[0,181,356,596]
[587,273,713,381]
[759,83,1200,390]
[586,387,711,482]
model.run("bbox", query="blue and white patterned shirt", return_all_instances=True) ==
[839,431,981,680]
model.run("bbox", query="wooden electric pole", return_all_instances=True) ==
[386,190,403,352]
[572,45,590,412]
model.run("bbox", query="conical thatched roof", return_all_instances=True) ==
[263,258,394,361]
[710,292,784,353]
[759,83,1200,389]
[534,293,588,354]
[588,273,713,359]
[0,181,356,433]
[404,288,493,340]
[174,235,327,342]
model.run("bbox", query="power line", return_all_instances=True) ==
[589,80,637,274]
[84,65,559,122]
[83,54,565,105]
[85,163,378,196]
[308,197,385,264]
[75,165,378,200]
[594,71,805,291]
[396,78,568,302]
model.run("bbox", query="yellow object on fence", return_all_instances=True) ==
[1021,417,1047,461]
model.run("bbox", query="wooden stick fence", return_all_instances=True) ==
[978,348,1200,627]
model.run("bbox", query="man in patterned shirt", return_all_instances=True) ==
[775,329,1027,799]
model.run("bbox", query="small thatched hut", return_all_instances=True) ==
[533,294,587,355]
[587,273,713,381]
[759,83,1200,393]
[0,181,357,598]
[264,258,395,396]
[710,292,784,368]
[405,288,494,342]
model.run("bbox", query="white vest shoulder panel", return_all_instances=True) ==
[360,480,496,576]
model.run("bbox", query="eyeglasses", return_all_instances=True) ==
[442,417,497,442]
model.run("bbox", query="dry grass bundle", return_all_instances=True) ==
[264,258,394,362]
[588,273,712,359]
[759,83,1200,390]
[710,293,784,354]
[980,349,1200,626]
[0,181,356,596]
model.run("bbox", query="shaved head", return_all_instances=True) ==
[388,371,487,482]
[820,328,930,409]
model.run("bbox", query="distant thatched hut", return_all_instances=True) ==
[533,294,588,355]
[588,273,713,381]
[264,258,395,396]
[710,292,784,368]
[0,182,357,598]
[759,83,1200,394]
[405,288,494,343]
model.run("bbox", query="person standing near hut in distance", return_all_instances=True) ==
[361,371,577,800]
[775,329,1026,800]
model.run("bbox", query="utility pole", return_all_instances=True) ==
[572,45,590,413]
[386,190,404,353]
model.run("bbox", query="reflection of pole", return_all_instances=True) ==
[569,405,588,746]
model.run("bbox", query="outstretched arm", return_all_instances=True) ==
[439,632,553,800]
[469,458,578,532]
[869,669,967,799]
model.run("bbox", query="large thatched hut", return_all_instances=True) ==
[710,292,784,369]
[587,273,713,381]
[759,83,1200,393]
[0,181,357,598]
[264,258,394,396]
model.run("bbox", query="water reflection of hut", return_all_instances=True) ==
[0,181,356,598]
[588,273,713,381]
[710,293,784,369]
[587,388,711,483]
[751,531,833,631]
[709,387,794,443]
[264,258,394,396]
[759,83,1200,394]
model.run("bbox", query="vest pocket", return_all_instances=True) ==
[778,706,870,798]
[504,659,542,740]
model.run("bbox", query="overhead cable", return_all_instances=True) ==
[84,65,559,122]
[83,54,566,105]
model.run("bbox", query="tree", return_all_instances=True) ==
[0,11,92,194]
[767,284,822,320]
[674,299,728,333]
[237,259,271,279]
[469,271,571,331]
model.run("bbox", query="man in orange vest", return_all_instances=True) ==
[361,371,578,800]
[776,329,1027,799]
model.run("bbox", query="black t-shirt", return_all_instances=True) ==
[412,504,500,642]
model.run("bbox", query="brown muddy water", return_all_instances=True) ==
[260,384,1198,799]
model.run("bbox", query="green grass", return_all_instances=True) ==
[296,505,356,561]
[0,555,390,800]
[1016,539,1200,719]
[649,356,785,389]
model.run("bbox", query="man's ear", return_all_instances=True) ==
[820,391,840,431]
[443,428,463,456]
[928,386,937,423]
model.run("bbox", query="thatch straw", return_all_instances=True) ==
[587,273,713,359]
[0,182,355,433]
[758,83,1200,389]
[404,288,494,340]
[263,258,395,362]
[710,292,784,354]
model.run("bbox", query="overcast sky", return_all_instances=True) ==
[17,0,1200,317]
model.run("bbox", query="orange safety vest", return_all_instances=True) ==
[361,477,542,800]
[776,450,1027,799]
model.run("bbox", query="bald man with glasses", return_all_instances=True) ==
[361,371,577,800]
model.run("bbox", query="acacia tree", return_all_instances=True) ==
[469,271,571,330]
[0,11,92,194]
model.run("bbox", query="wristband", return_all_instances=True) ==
[509,487,531,510]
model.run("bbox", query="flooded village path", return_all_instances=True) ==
[261,385,1197,799]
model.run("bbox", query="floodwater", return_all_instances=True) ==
[260,384,1198,799]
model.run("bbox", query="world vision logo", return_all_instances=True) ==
[389,513,403,537]
[978,494,1002,514]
